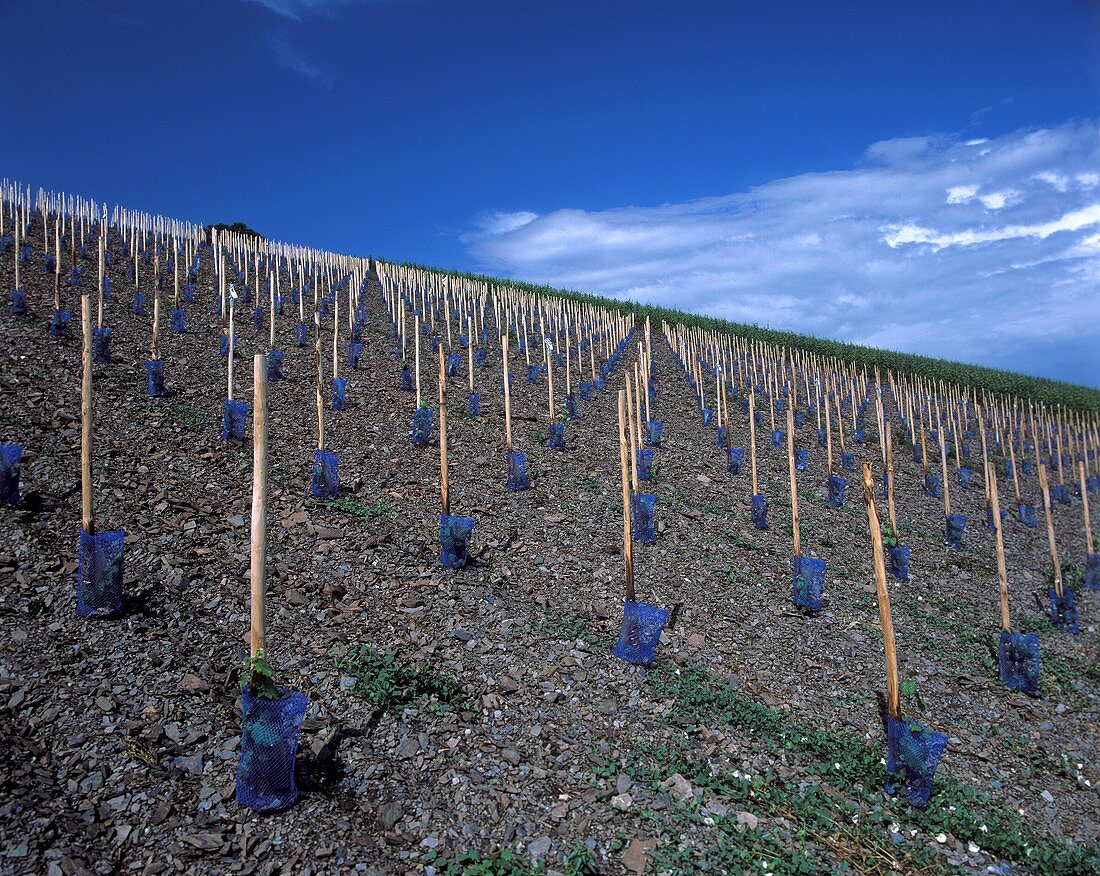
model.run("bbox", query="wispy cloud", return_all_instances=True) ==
[267,33,334,89]
[242,0,377,20]
[462,121,1100,386]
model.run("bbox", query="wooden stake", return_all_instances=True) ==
[503,334,513,452]
[315,305,324,451]
[250,354,268,657]
[415,313,422,409]
[862,463,900,720]
[787,405,800,557]
[626,373,639,492]
[617,390,635,603]
[439,346,449,516]
[80,287,94,534]
[749,391,759,496]
[988,463,1011,632]
[1079,461,1094,555]
[937,420,951,516]
[1038,463,1062,597]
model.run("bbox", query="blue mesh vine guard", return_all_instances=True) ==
[853,428,865,444]
[750,494,767,529]
[144,360,166,397]
[997,631,1040,696]
[507,451,531,491]
[92,327,112,363]
[565,393,578,421]
[775,398,786,415]
[219,334,235,357]
[612,599,669,666]
[841,451,855,472]
[1018,503,1036,527]
[827,475,846,508]
[170,308,186,333]
[818,427,828,448]
[222,399,249,443]
[440,514,475,569]
[579,382,592,403]
[331,377,347,411]
[646,421,663,447]
[924,475,941,499]
[295,322,308,346]
[184,283,195,302]
[1003,459,1014,481]
[527,364,540,384]
[701,407,714,427]
[474,348,487,366]
[794,410,806,428]
[957,467,972,489]
[727,447,745,475]
[400,368,414,392]
[446,353,461,378]
[311,449,339,499]
[0,444,22,506]
[267,350,285,381]
[794,449,808,472]
[792,556,825,612]
[467,392,481,418]
[885,714,947,810]
[1086,553,1100,591]
[132,294,145,317]
[251,306,264,331]
[1053,485,1072,506]
[76,529,124,618]
[770,430,783,450]
[347,342,364,369]
[912,442,922,463]
[11,289,26,315]
[1048,588,1079,634]
[631,493,656,543]
[889,546,910,582]
[636,449,654,482]
[410,408,433,447]
[547,422,565,450]
[50,310,72,337]
[716,426,727,448]
[236,683,307,812]
[945,514,965,548]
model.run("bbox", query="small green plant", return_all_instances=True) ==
[323,496,391,523]
[881,523,898,548]
[241,649,278,699]
[330,644,465,715]
[531,428,547,444]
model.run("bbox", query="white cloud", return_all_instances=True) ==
[1078,172,1100,190]
[946,184,979,204]
[1033,170,1069,192]
[463,121,1100,385]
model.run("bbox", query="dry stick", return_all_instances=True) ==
[439,346,449,517]
[1008,427,1022,503]
[825,391,834,475]
[749,391,759,497]
[617,390,635,603]
[885,419,899,539]
[787,406,800,557]
[227,296,236,401]
[503,334,513,452]
[1079,461,1094,555]
[988,463,1012,632]
[250,354,268,656]
[862,463,900,720]
[80,286,94,535]
[332,287,340,380]
[1038,464,1062,597]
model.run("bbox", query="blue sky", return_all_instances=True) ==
[1,0,1097,384]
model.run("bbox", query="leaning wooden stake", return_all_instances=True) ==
[988,463,1012,633]
[748,391,759,496]
[250,354,268,656]
[862,462,900,719]
[314,306,324,451]
[617,389,635,602]
[503,334,513,452]
[439,346,450,517]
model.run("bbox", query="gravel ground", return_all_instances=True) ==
[0,224,1097,875]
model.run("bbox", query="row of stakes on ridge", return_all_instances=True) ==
[0,179,1098,813]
